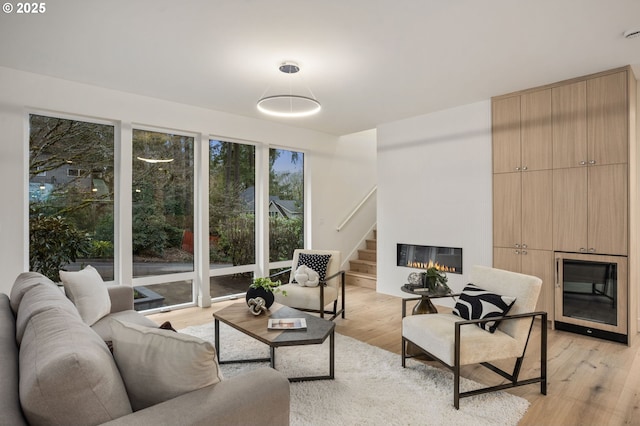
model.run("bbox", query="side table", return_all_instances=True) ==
[400,284,459,356]
[400,284,459,316]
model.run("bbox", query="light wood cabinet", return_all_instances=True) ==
[552,71,628,168]
[588,164,628,255]
[493,170,552,250]
[492,96,521,174]
[587,71,628,166]
[493,66,635,337]
[552,81,587,168]
[521,89,553,171]
[493,248,554,314]
[493,90,552,174]
[553,164,627,255]
[552,167,588,251]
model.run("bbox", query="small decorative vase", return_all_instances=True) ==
[245,287,275,308]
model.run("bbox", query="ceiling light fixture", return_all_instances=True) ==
[257,62,321,118]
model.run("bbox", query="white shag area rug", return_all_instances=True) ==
[180,322,529,426]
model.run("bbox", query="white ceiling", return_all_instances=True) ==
[1,0,639,136]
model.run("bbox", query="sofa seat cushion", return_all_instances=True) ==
[15,283,80,345]
[9,272,57,315]
[20,307,132,425]
[402,313,521,366]
[60,265,111,326]
[92,310,158,341]
[111,319,223,411]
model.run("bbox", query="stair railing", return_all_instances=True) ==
[336,186,377,232]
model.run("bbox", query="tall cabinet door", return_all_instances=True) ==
[493,173,521,248]
[521,89,552,171]
[522,170,553,250]
[552,81,587,168]
[553,167,588,252]
[493,96,521,174]
[521,249,554,314]
[587,71,628,166]
[588,164,628,255]
[493,247,521,272]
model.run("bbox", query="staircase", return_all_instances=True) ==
[345,230,377,289]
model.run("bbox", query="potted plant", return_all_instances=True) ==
[245,277,286,308]
[421,267,451,295]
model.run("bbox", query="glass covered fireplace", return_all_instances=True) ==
[397,243,462,274]
[554,252,627,343]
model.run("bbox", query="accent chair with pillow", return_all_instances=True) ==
[273,249,346,320]
[402,265,547,409]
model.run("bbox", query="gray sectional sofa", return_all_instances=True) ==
[0,272,290,426]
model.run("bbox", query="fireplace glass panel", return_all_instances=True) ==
[396,243,462,274]
[562,259,617,326]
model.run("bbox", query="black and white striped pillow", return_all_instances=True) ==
[452,283,516,333]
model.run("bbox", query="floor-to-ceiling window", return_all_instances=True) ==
[28,114,115,282]
[269,148,304,264]
[208,139,256,298]
[131,129,195,308]
[27,113,307,311]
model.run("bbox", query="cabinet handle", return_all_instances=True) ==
[514,250,520,255]
[515,166,521,171]
[515,243,521,248]
[522,166,528,171]
[589,160,596,165]
[521,250,528,255]
[579,161,587,166]
[579,248,586,252]
[589,248,595,253]
[522,244,527,249]
[555,258,560,288]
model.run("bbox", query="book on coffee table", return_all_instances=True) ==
[268,318,307,330]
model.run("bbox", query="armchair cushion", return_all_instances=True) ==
[452,283,516,333]
[403,313,521,366]
[295,253,332,282]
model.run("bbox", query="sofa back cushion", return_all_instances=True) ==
[19,307,132,425]
[9,272,56,315]
[111,319,223,411]
[60,265,111,326]
[0,294,28,425]
[15,283,80,345]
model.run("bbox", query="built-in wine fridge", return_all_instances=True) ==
[555,252,627,344]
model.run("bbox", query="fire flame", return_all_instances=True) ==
[406,259,456,273]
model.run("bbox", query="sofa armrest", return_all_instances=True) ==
[101,367,290,426]
[107,286,134,313]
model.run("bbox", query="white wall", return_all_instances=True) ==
[376,101,493,303]
[310,129,377,267]
[0,66,377,295]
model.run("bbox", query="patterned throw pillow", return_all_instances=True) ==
[452,283,517,333]
[295,253,332,283]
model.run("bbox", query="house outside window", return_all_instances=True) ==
[28,114,115,282]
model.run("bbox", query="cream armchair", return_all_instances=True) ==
[273,249,345,320]
[402,265,547,409]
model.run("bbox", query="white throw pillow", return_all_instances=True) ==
[60,265,111,326]
[110,319,224,411]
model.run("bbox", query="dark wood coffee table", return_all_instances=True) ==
[212,302,335,382]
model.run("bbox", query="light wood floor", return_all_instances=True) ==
[149,285,640,425]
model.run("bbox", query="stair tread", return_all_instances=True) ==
[346,271,376,278]
[350,259,376,266]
